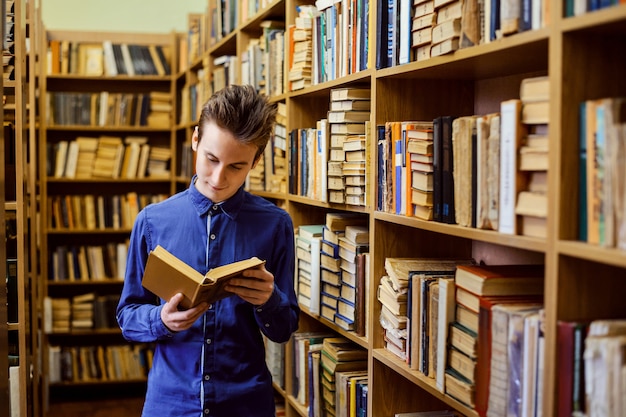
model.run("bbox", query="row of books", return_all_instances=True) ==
[579,96,626,249]
[49,135,172,180]
[377,0,548,69]
[43,292,121,333]
[48,192,167,231]
[295,212,369,335]
[377,259,547,417]
[288,0,370,88]
[46,90,172,128]
[377,75,549,240]
[291,333,368,417]
[47,39,171,76]
[49,242,128,282]
[47,343,153,384]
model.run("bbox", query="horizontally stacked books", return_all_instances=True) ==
[288,5,317,91]
[319,213,369,335]
[327,87,371,205]
[446,264,544,417]
[515,76,550,238]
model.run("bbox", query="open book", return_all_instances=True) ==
[141,245,265,309]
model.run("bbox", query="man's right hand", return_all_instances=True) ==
[160,293,209,332]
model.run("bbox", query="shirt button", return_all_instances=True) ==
[264,323,270,327]
[212,205,218,211]
[256,308,262,312]
[206,338,212,345]
[208,304,212,310]
[210,233,216,240]
[204,374,210,381]
[204,409,210,415]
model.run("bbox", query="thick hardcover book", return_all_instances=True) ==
[142,245,265,309]
[556,320,589,417]
[455,264,544,297]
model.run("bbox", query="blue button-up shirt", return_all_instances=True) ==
[117,176,299,417]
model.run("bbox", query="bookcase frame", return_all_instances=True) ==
[171,0,626,416]
[38,29,178,410]
[1,0,39,416]
[28,1,626,416]
[199,1,626,416]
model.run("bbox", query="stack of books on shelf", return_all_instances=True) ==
[411,0,436,62]
[71,292,96,330]
[430,0,462,58]
[43,297,71,333]
[295,224,324,314]
[147,145,171,178]
[515,75,549,238]
[92,135,124,178]
[405,121,435,219]
[327,87,371,205]
[445,263,544,416]
[342,121,370,207]
[320,212,368,327]
[146,91,172,128]
[579,96,626,249]
[288,5,317,91]
[320,337,368,417]
[336,225,369,333]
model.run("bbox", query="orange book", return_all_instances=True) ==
[49,40,61,75]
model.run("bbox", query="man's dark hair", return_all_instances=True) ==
[198,85,277,161]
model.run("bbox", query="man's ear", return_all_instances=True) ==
[191,126,199,151]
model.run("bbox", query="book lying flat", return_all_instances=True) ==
[141,245,265,309]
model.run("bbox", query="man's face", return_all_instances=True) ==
[192,121,258,203]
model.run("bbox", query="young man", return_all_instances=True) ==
[117,85,300,417]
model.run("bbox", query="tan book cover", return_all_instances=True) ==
[142,245,265,309]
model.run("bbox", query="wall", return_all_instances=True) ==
[41,0,206,32]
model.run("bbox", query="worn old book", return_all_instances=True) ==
[142,245,265,309]
[520,75,550,103]
[454,264,544,297]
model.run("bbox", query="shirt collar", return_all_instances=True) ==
[188,174,245,219]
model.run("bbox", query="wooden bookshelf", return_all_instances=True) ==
[38,29,178,409]
[2,0,39,416]
[172,1,626,416]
